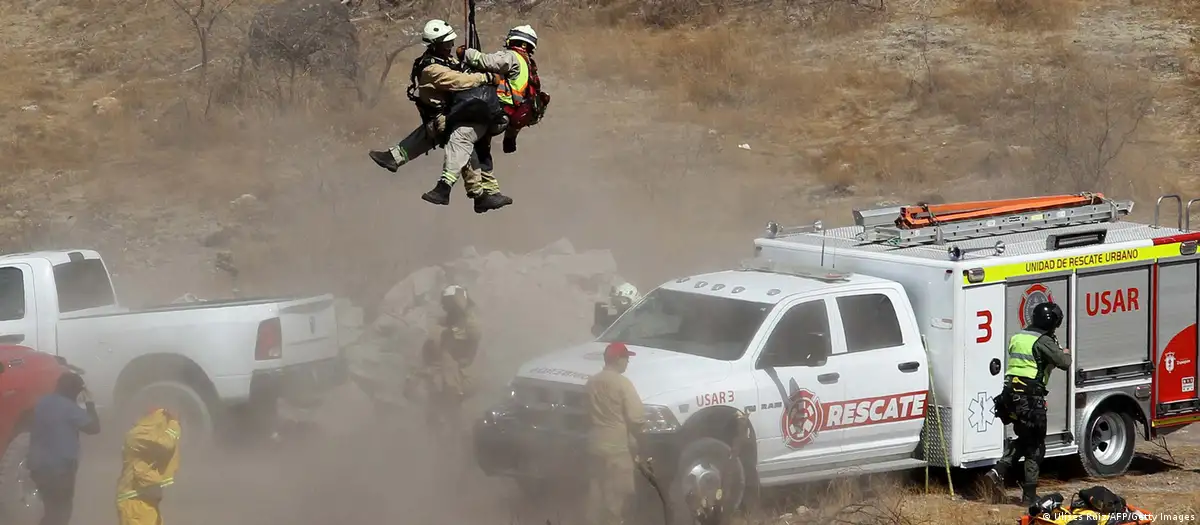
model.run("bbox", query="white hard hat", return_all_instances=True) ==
[443,284,467,298]
[610,282,639,306]
[505,25,538,50]
[422,19,457,45]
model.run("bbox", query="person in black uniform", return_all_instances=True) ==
[985,301,1072,507]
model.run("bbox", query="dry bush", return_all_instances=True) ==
[1025,63,1157,194]
[959,0,1082,31]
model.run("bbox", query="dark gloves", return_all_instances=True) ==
[502,134,517,153]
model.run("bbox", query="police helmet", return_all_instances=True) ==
[1031,302,1064,331]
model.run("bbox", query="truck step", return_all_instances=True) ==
[757,458,928,487]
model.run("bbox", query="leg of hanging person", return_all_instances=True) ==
[370,123,436,173]
[422,123,484,206]
[466,130,512,213]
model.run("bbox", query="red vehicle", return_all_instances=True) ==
[0,345,70,523]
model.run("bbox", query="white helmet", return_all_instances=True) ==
[610,282,640,308]
[443,284,467,298]
[505,25,538,51]
[422,19,457,45]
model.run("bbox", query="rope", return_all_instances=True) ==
[465,0,481,50]
[922,337,955,497]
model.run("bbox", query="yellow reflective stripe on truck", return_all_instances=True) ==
[962,242,1188,285]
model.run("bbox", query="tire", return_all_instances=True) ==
[666,437,748,525]
[0,430,41,525]
[1078,409,1136,478]
[122,380,214,447]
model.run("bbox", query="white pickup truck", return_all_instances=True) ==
[0,249,345,443]
[474,192,1200,522]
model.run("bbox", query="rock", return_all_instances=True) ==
[343,238,624,410]
[92,96,120,116]
[231,194,258,208]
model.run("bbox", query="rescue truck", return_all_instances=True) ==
[473,192,1200,522]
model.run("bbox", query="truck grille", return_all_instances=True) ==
[511,378,589,435]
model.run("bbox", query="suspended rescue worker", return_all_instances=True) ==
[116,408,181,525]
[584,342,646,525]
[456,24,550,156]
[404,284,482,437]
[985,301,1072,507]
[367,19,513,213]
[592,282,641,337]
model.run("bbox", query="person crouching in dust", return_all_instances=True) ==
[985,301,1071,507]
[404,284,482,439]
[116,408,181,525]
[367,19,514,214]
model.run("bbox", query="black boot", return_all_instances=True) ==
[1020,483,1039,509]
[422,181,452,205]
[368,150,399,173]
[983,468,1006,504]
[473,193,513,213]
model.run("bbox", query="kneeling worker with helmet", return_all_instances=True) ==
[985,301,1072,507]
[368,19,513,213]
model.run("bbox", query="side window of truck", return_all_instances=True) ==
[0,267,25,321]
[761,300,832,367]
[836,293,904,353]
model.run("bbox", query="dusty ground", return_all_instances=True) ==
[5,0,1200,523]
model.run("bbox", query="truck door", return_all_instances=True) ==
[1155,259,1200,424]
[1005,276,1073,446]
[750,297,847,477]
[0,264,39,350]
[961,283,1008,462]
[827,289,929,462]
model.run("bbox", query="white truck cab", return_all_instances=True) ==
[0,249,346,443]
[474,193,1200,522]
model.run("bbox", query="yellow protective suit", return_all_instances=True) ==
[116,409,181,525]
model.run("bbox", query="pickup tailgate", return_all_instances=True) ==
[277,294,339,366]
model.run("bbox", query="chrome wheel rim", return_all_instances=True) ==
[1090,412,1128,466]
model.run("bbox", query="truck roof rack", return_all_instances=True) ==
[739,257,852,282]
[848,192,1134,246]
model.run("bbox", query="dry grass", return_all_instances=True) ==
[957,0,1083,31]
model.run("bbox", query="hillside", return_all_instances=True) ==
[3,1,1200,523]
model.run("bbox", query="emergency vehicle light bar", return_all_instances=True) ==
[739,257,852,282]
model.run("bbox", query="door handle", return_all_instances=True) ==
[0,334,24,344]
[898,361,920,373]
[818,373,840,384]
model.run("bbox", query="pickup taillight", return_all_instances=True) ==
[255,317,283,361]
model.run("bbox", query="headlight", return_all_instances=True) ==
[643,404,680,434]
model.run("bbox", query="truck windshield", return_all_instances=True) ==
[53,258,116,313]
[597,288,772,361]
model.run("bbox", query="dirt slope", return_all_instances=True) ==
[3,0,1200,524]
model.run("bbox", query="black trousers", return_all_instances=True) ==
[997,393,1048,487]
[31,465,78,525]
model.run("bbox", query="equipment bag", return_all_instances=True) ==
[441,83,506,140]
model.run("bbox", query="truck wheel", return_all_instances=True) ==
[124,380,214,446]
[0,430,41,525]
[668,437,747,525]
[1078,409,1135,478]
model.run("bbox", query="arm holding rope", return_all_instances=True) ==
[420,62,488,92]
[460,48,522,77]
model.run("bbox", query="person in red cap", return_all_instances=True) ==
[583,341,646,525]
